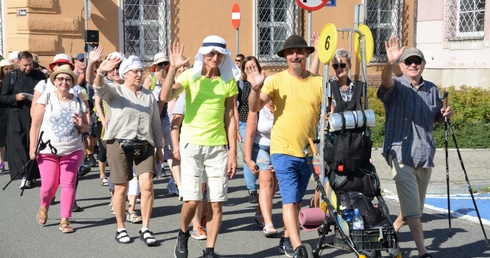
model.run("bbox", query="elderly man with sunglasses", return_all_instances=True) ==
[378,36,454,258]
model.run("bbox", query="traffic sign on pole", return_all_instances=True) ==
[296,0,329,11]
[231,3,240,29]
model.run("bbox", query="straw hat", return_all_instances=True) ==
[49,64,78,85]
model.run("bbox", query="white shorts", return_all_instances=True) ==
[179,143,228,202]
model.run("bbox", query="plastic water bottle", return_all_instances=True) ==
[341,208,355,229]
[352,208,364,230]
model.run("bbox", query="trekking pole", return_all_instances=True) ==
[2,131,46,195]
[444,92,489,247]
[443,92,452,237]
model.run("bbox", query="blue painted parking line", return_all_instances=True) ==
[424,194,490,225]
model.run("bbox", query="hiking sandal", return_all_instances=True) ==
[263,223,278,238]
[37,207,48,225]
[126,211,142,224]
[115,229,131,244]
[99,177,109,186]
[254,214,265,228]
[139,229,157,246]
[59,219,74,233]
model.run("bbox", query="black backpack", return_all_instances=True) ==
[339,191,382,227]
[326,80,372,174]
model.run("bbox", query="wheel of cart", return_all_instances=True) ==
[295,243,315,258]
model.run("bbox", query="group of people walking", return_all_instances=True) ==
[0,32,453,258]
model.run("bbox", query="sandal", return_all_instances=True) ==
[99,177,109,186]
[36,207,48,225]
[115,229,131,244]
[109,202,114,215]
[59,219,74,233]
[263,223,278,238]
[254,214,265,228]
[126,211,142,224]
[139,229,157,246]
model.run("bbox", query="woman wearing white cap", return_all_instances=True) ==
[94,54,164,246]
[160,35,239,258]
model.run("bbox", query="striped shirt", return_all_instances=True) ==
[377,76,443,168]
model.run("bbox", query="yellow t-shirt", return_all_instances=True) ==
[262,70,323,157]
[176,69,238,146]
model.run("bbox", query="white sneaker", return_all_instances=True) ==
[19,177,31,189]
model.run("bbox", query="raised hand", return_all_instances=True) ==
[89,46,104,63]
[311,32,319,52]
[168,42,190,70]
[98,56,121,73]
[384,36,406,64]
[246,64,266,92]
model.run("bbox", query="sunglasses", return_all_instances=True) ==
[332,63,347,70]
[404,58,423,66]
[55,77,73,83]
[235,59,243,62]
[157,62,170,67]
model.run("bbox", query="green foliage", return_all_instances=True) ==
[367,86,490,148]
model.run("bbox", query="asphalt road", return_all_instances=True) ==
[1,149,490,258]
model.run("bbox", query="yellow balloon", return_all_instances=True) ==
[354,24,374,64]
[318,23,338,64]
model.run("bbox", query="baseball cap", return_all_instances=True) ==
[400,48,425,62]
[75,53,85,61]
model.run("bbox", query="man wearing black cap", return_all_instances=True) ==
[248,35,323,257]
[378,36,454,258]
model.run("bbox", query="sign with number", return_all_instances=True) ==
[296,0,329,11]
[354,24,374,64]
[318,23,337,64]
[231,3,241,29]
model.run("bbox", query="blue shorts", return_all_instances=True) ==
[271,154,312,204]
[252,143,272,171]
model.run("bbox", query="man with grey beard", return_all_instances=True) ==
[248,35,323,257]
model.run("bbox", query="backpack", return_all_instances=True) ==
[339,191,382,227]
[326,80,372,174]
[0,70,20,108]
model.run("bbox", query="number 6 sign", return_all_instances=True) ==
[318,23,338,64]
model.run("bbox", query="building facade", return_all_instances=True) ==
[1,0,488,88]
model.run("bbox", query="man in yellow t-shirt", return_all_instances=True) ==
[160,35,238,258]
[248,35,322,257]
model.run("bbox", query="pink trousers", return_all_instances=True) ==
[37,150,83,218]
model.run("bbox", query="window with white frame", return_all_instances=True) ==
[366,0,402,63]
[256,0,298,65]
[122,0,170,65]
[447,0,486,40]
